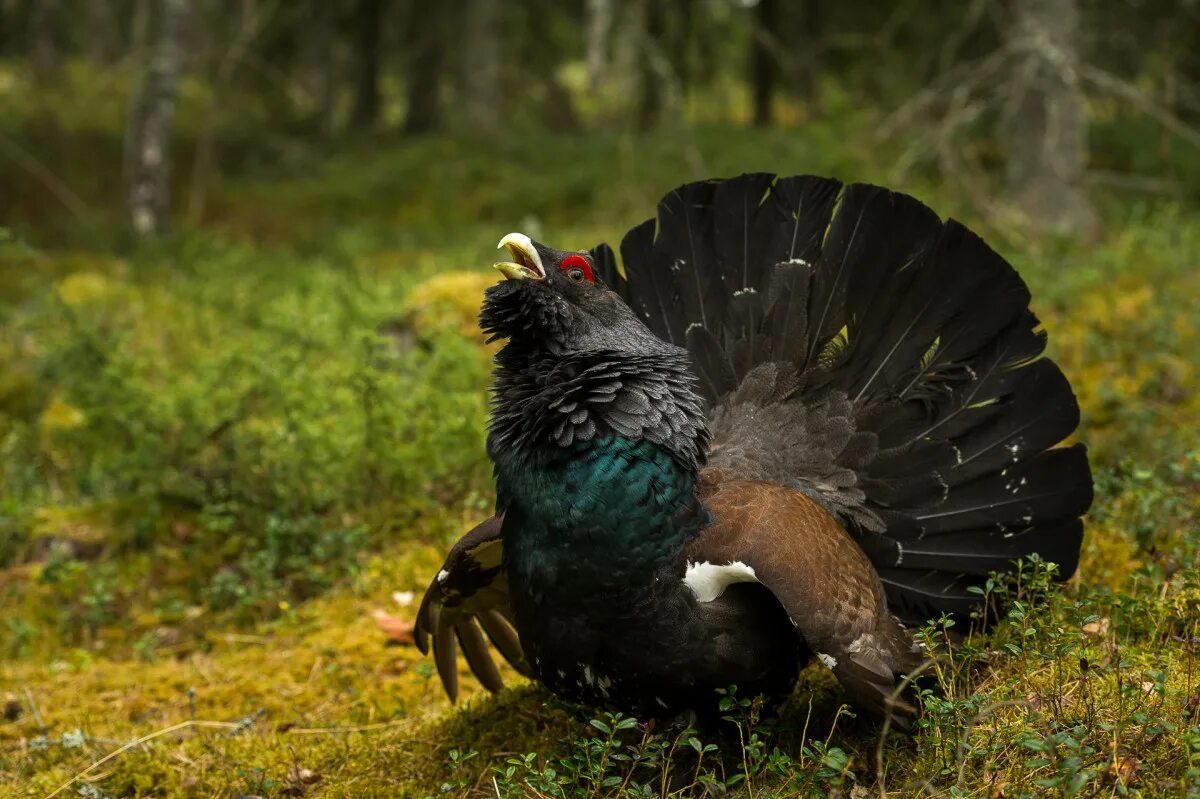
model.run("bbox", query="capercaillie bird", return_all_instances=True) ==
[414,174,1093,729]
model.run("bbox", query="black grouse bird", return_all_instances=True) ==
[414,174,1092,728]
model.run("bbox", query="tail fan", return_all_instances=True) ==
[592,174,1092,627]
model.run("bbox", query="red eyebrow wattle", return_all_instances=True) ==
[559,254,594,284]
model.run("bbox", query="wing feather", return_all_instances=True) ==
[456,618,504,694]
[413,516,529,701]
[689,477,925,728]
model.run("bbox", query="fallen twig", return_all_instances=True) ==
[40,719,240,799]
[0,132,92,224]
[22,687,47,732]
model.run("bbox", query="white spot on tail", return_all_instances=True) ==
[596,673,613,697]
[817,653,838,669]
[934,471,950,500]
[683,561,759,602]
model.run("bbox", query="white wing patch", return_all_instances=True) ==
[683,560,759,602]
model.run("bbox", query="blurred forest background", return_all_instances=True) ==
[1,1,1199,797]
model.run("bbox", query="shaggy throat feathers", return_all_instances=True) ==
[481,232,709,475]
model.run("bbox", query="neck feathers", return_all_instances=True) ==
[487,344,709,474]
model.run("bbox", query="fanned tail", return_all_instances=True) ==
[594,174,1092,627]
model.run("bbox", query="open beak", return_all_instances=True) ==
[494,233,546,281]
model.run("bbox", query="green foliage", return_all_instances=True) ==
[0,235,494,648]
[422,552,1200,799]
[443,704,857,798]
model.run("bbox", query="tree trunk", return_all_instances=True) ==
[636,0,665,130]
[670,0,692,94]
[307,0,338,136]
[126,0,189,237]
[0,0,9,57]
[1169,17,1200,124]
[1003,0,1095,237]
[31,0,60,77]
[350,0,383,130]
[585,0,612,95]
[786,0,822,112]
[86,1,123,64]
[186,0,269,224]
[750,0,780,126]
[461,0,501,131]
[522,1,581,132]
[403,2,445,135]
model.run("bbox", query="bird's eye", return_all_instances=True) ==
[558,254,594,285]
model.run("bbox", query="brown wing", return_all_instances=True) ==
[691,471,927,728]
[413,516,530,701]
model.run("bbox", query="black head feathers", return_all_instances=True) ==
[481,233,675,359]
[482,233,709,473]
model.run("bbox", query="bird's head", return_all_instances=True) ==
[481,233,670,357]
[480,232,707,472]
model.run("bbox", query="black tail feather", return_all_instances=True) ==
[604,173,1093,627]
[875,569,983,623]
[686,325,737,403]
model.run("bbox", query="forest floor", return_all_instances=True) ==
[2,71,1200,797]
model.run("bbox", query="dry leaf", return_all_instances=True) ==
[288,766,321,785]
[372,609,415,645]
[1108,756,1140,785]
[1083,617,1110,636]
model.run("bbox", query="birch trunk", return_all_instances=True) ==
[1004,0,1096,236]
[126,0,189,237]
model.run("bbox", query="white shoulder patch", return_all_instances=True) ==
[683,560,759,602]
[436,569,450,584]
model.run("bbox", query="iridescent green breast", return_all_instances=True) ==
[495,435,708,603]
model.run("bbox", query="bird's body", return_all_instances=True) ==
[498,435,805,718]
[414,174,1092,728]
